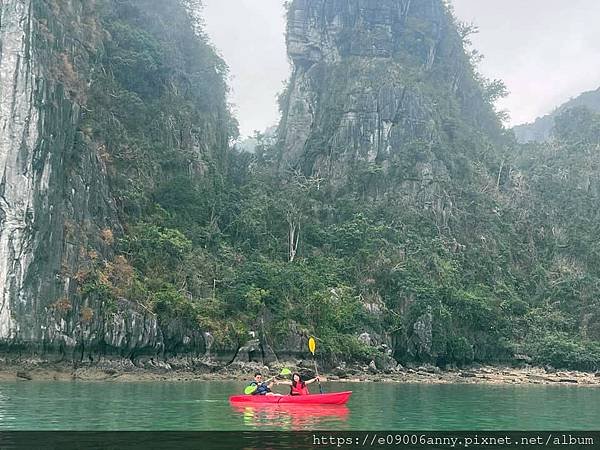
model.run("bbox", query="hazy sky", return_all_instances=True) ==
[202,0,600,137]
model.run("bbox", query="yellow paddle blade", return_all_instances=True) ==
[308,336,316,355]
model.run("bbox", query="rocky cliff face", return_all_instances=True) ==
[0,0,37,339]
[0,0,150,357]
[1,1,93,344]
[0,0,226,363]
[278,0,503,185]
[273,0,520,367]
[6,1,596,374]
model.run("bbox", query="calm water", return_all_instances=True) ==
[0,381,598,430]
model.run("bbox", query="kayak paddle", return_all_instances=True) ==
[244,384,257,395]
[308,336,323,394]
[244,368,292,394]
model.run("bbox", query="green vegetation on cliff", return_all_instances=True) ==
[38,0,241,352]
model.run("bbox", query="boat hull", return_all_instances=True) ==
[229,391,352,405]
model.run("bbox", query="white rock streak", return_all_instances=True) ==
[0,0,39,338]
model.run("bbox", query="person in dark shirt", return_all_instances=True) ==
[247,372,275,395]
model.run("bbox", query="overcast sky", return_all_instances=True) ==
[202,0,600,138]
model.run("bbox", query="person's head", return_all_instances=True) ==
[291,373,302,385]
[254,372,262,383]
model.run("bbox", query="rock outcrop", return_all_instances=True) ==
[278,0,503,186]
[0,0,38,340]
[275,0,514,366]
[0,0,126,352]
[0,0,220,362]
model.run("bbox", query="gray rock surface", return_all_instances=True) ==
[0,0,211,363]
[278,0,500,186]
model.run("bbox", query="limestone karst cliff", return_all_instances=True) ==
[1,0,599,373]
[269,0,600,370]
[278,0,506,185]
[0,0,233,362]
[0,0,117,350]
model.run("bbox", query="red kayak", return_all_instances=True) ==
[229,391,352,405]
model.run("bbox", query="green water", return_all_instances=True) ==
[0,381,598,430]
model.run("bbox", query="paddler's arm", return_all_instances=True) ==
[305,376,320,384]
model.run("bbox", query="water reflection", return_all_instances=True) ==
[231,404,350,430]
[0,389,16,426]
[0,381,597,430]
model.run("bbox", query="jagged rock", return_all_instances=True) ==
[368,360,378,373]
[16,371,32,381]
[271,321,307,356]
[544,365,557,374]
[231,339,262,364]
[238,339,261,354]
[279,0,501,188]
[377,344,393,357]
[372,353,398,372]
[411,311,434,359]
[514,354,533,363]
[595,372,600,378]
[203,333,214,355]
[94,358,136,372]
[333,366,349,378]
[296,359,309,369]
[227,361,268,375]
[137,357,172,371]
[418,364,441,374]
[358,332,372,346]
[260,341,280,365]
[459,372,477,378]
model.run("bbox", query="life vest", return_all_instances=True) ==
[257,382,271,395]
[290,381,309,396]
[249,381,270,395]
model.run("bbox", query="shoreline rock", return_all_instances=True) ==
[0,360,599,386]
